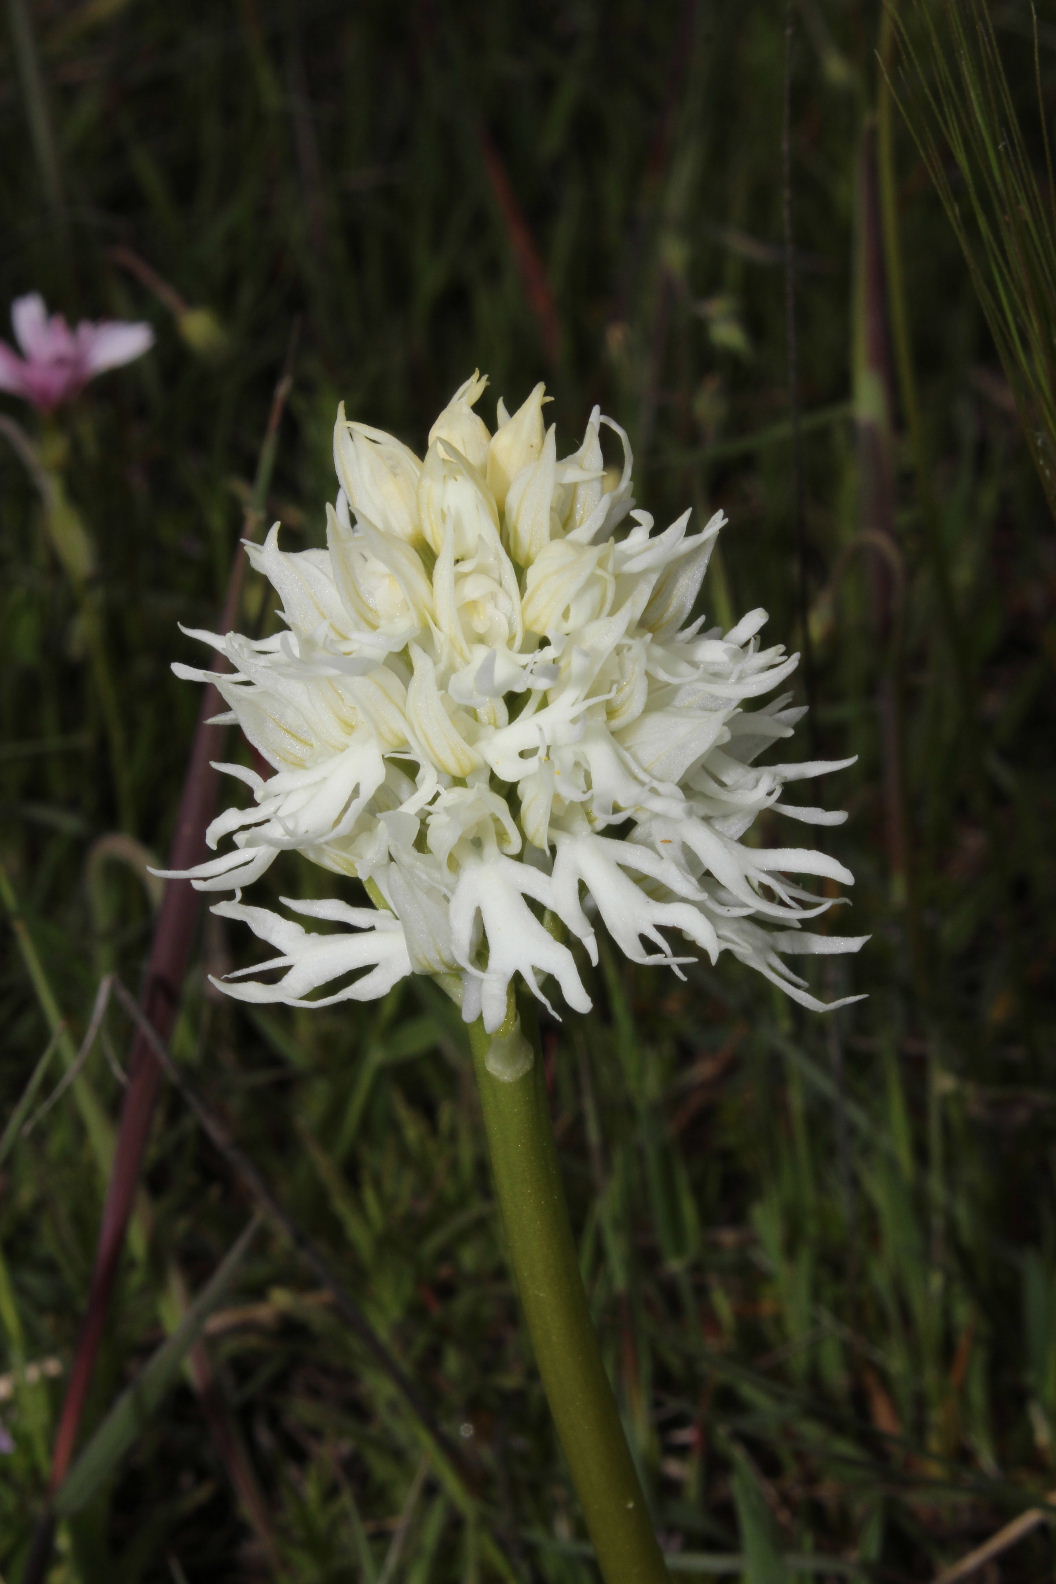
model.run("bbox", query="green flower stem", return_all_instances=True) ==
[469,1012,671,1584]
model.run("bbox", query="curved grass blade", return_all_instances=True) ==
[52,1216,262,1522]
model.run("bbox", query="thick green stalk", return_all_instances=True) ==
[469,1013,671,1584]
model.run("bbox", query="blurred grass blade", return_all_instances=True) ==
[46,350,294,1499]
[0,859,118,1173]
[127,989,521,1583]
[0,1024,63,1168]
[889,0,1056,517]
[0,416,134,828]
[52,1216,261,1520]
[730,1447,791,1584]
[7,0,66,224]
[17,360,300,1584]
[852,118,913,937]
[0,1246,50,1476]
[478,128,563,369]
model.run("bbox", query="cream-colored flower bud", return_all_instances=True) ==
[428,371,491,470]
[603,639,649,729]
[333,406,423,543]
[522,539,615,636]
[518,762,557,850]
[406,646,481,776]
[351,668,410,749]
[326,506,432,637]
[555,411,634,540]
[637,510,724,636]
[505,425,557,566]
[554,408,604,532]
[433,527,522,659]
[381,861,459,975]
[417,443,500,557]
[487,381,547,509]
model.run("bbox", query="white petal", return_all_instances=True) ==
[211,896,412,1006]
[210,760,265,792]
[488,382,547,509]
[768,929,870,955]
[717,915,867,1012]
[638,510,724,636]
[381,861,458,974]
[504,425,557,565]
[428,371,491,470]
[157,841,278,891]
[765,756,857,783]
[0,342,29,397]
[521,539,614,636]
[417,442,499,557]
[80,320,154,375]
[333,406,423,543]
[751,847,855,887]
[449,857,591,1032]
[406,646,481,775]
[618,704,728,783]
[246,524,352,640]
[772,803,848,826]
[552,832,718,968]
[11,294,52,359]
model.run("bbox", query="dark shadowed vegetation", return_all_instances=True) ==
[1,1,1055,1579]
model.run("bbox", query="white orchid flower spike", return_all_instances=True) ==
[167,375,865,1031]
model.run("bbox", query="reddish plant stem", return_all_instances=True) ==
[478,128,563,369]
[48,513,256,1495]
[32,358,295,1584]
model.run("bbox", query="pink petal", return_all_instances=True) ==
[80,320,154,376]
[11,294,48,357]
[0,342,29,398]
[23,362,86,409]
[11,293,75,361]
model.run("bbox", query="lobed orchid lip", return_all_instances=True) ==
[168,374,864,1032]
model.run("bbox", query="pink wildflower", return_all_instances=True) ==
[0,293,153,412]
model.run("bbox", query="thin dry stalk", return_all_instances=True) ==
[27,355,297,1584]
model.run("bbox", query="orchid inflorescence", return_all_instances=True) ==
[171,375,864,1031]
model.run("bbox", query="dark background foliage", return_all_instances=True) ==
[1,1,1054,1579]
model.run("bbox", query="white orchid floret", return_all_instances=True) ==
[333,407,423,544]
[429,371,492,470]
[211,896,412,1007]
[166,375,865,1032]
[327,508,433,643]
[450,855,594,1032]
[488,381,548,510]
